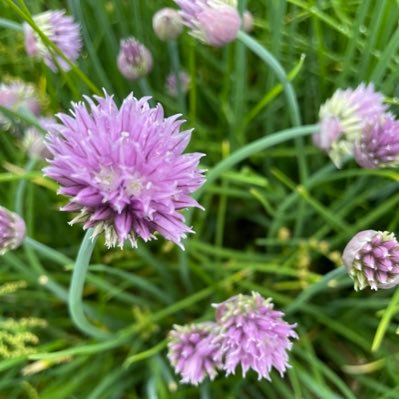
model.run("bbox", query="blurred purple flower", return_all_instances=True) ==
[213,292,298,380]
[0,206,26,255]
[153,8,183,41]
[24,10,82,72]
[117,38,153,81]
[174,0,241,47]
[166,71,190,97]
[313,83,387,167]
[0,81,41,123]
[167,322,223,385]
[44,92,205,249]
[23,117,56,160]
[343,230,399,291]
[354,114,399,169]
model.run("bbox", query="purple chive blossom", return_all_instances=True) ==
[174,0,241,47]
[343,230,399,291]
[213,292,298,380]
[23,117,55,160]
[313,83,387,168]
[24,10,82,72]
[44,92,205,249]
[167,322,223,385]
[0,81,41,126]
[166,71,191,97]
[153,8,183,41]
[0,206,26,255]
[354,114,399,169]
[117,38,153,81]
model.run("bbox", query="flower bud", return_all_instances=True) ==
[152,8,183,41]
[343,230,399,290]
[0,206,26,255]
[165,71,190,97]
[243,10,254,32]
[117,38,153,81]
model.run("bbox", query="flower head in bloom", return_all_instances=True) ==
[117,38,153,81]
[167,322,223,385]
[174,0,241,47]
[24,10,82,72]
[242,10,254,33]
[343,230,399,290]
[213,292,297,380]
[354,114,399,169]
[23,117,55,160]
[313,83,387,167]
[166,71,191,97]
[153,8,183,41]
[0,81,41,127]
[0,206,26,255]
[44,92,205,249]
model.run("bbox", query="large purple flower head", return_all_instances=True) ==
[24,10,82,72]
[213,292,298,380]
[0,206,26,255]
[44,92,205,249]
[167,322,223,385]
[343,230,399,291]
[354,114,399,169]
[117,38,153,81]
[0,81,41,127]
[174,0,241,47]
[313,83,387,167]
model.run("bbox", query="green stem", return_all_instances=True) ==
[168,40,186,114]
[124,340,167,367]
[285,267,347,314]
[0,17,22,31]
[24,237,73,265]
[15,159,37,217]
[69,229,110,339]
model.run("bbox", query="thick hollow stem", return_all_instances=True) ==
[69,229,110,339]
[168,40,186,114]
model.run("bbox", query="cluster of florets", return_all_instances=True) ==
[0,206,26,256]
[167,292,298,385]
[313,83,399,169]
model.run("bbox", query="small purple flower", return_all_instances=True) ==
[354,115,399,169]
[166,71,190,97]
[343,230,399,291]
[153,8,183,41]
[117,38,153,81]
[0,206,26,255]
[313,83,387,167]
[174,0,241,47]
[213,292,298,380]
[23,117,55,160]
[44,92,205,249]
[167,322,223,385]
[0,81,41,124]
[24,10,82,72]
[242,10,254,33]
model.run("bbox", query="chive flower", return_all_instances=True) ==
[343,230,399,290]
[166,71,190,97]
[313,83,387,167]
[24,10,82,72]
[354,115,399,169]
[23,117,55,160]
[44,92,205,249]
[117,38,153,81]
[174,0,241,47]
[214,292,298,380]
[0,206,26,255]
[167,323,223,385]
[153,8,183,41]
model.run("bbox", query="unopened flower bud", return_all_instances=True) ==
[0,206,26,255]
[243,10,254,32]
[153,8,183,41]
[343,230,399,290]
[166,71,190,97]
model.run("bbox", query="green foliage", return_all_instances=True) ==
[1,0,399,397]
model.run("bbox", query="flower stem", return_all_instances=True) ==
[69,229,110,339]
[285,267,347,315]
[168,40,186,114]
[15,159,37,217]
[0,17,22,31]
